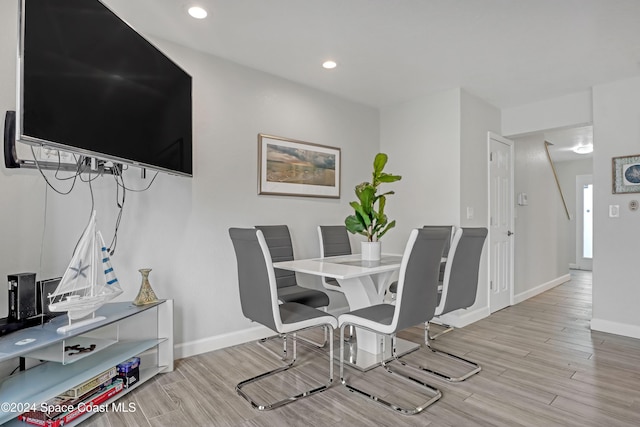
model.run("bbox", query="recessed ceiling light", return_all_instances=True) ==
[188,6,208,19]
[573,144,593,154]
[322,60,337,69]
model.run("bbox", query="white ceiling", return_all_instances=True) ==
[543,125,593,162]
[102,0,634,160]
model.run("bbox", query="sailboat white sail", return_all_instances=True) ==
[49,211,123,332]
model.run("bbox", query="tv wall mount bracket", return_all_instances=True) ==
[4,110,119,175]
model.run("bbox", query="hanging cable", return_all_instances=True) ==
[107,166,126,255]
[30,146,81,195]
[114,169,160,192]
[86,164,95,217]
[38,182,49,326]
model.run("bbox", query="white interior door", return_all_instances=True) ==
[489,133,514,313]
[576,175,593,271]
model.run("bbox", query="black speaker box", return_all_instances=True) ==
[4,110,19,169]
[8,272,37,321]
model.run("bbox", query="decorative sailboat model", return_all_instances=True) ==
[49,211,123,333]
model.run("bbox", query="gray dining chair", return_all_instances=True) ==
[229,228,337,411]
[255,225,331,358]
[317,225,352,291]
[318,225,355,339]
[388,225,455,295]
[337,227,449,415]
[397,227,488,382]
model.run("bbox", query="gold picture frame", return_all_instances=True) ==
[258,134,341,198]
[612,154,640,194]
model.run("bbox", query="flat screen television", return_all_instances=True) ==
[16,0,193,176]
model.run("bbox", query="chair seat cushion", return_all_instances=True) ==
[338,304,395,332]
[278,285,330,308]
[279,302,338,332]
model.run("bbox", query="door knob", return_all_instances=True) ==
[507,231,514,236]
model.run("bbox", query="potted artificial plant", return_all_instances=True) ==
[345,153,402,260]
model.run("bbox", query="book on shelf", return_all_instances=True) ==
[58,366,117,399]
[17,367,118,424]
[18,379,123,427]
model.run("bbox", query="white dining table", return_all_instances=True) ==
[273,253,420,371]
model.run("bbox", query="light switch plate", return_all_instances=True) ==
[466,207,474,220]
[609,205,620,217]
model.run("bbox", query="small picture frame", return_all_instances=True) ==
[612,154,640,194]
[258,134,340,198]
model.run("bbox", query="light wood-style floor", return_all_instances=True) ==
[84,271,640,426]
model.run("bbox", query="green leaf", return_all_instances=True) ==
[349,202,371,227]
[378,195,386,217]
[358,186,375,215]
[378,173,402,183]
[345,215,366,234]
[377,220,396,239]
[373,153,388,177]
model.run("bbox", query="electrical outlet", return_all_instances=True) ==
[37,146,75,164]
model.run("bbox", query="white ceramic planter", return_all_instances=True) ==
[361,241,382,261]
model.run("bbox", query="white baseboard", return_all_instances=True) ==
[436,306,490,329]
[569,263,579,269]
[590,318,640,340]
[513,274,571,304]
[174,304,350,360]
[174,324,273,360]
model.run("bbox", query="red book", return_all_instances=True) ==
[18,380,123,427]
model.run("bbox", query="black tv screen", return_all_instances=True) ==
[19,0,193,176]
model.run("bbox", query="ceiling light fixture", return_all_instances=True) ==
[322,60,337,69]
[573,144,593,154]
[188,6,208,19]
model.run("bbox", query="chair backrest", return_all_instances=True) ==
[254,225,297,289]
[229,228,280,331]
[393,227,450,332]
[422,225,455,257]
[436,227,488,316]
[318,225,352,257]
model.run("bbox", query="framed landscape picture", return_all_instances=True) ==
[612,154,640,194]
[258,134,341,198]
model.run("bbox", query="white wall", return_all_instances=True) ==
[379,88,461,254]
[511,134,571,296]
[591,76,640,338]
[0,0,380,358]
[502,91,592,137]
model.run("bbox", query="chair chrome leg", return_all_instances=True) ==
[257,333,287,361]
[426,321,454,340]
[294,307,331,350]
[296,325,328,349]
[238,327,334,411]
[258,322,329,361]
[394,322,481,382]
[339,324,442,415]
[422,322,481,382]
